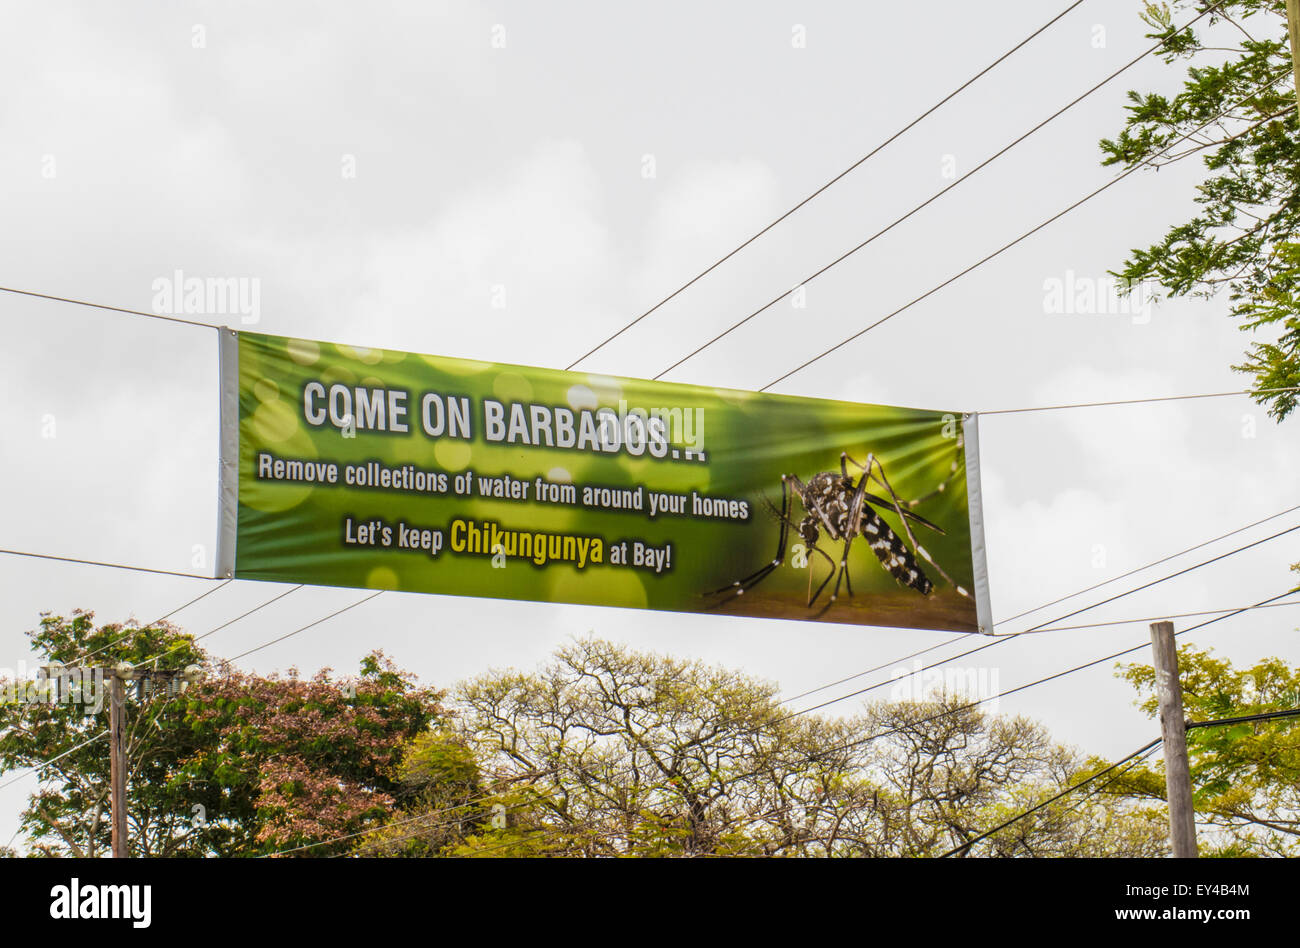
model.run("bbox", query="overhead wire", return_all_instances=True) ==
[981,386,1300,415]
[652,1,1230,383]
[0,730,108,793]
[0,547,216,580]
[565,0,1092,369]
[945,706,1300,856]
[760,64,1289,392]
[994,502,1300,627]
[0,286,219,331]
[785,520,1300,718]
[939,735,1164,857]
[132,584,305,668]
[1020,597,1300,634]
[73,578,234,666]
[223,591,386,664]
[820,585,1300,764]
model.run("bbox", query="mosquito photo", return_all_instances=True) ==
[710,438,970,620]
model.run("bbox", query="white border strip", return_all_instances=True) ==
[215,328,240,579]
[963,412,994,634]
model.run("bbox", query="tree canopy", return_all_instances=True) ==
[1116,644,1300,855]
[0,610,450,857]
[8,614,1298,858]
[402,638,1167,857]
[1103,0,1300,419]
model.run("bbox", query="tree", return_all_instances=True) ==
[182,653,446,856]
[1116,644,1300,855]
[852,696,1167,857]
[348,729,488,856]
[0,610,205,857]
[442,638,1166,857]
[1102,1,1300,419]
[0,609,448,857]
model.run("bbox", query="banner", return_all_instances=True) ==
[217,331,992,633]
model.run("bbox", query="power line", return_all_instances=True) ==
[0,286,218,331]
[995,503,1300,627]
[915,587,1300,735]
[1186,707,1300,730]
[981,386,1300,415]
[0,547,217,581]
[1058,740,1164,817]
[133,584,305,668]
[787,521,1300,718]
[946,706,1300,856]
[73,578,234,666]
[939,736,1164,857]
[1023,598,1300,634]
[794,585,1298,773]
[223,591,385,664]
[0,544,322,670]
[781,631,980,704]
[0,730,107,793]
[565,0,1091,370]
[760,65,1285,392]
[784,515,1300,703]
[997,588,1300,702]
[787,633,1012,719]
[1013,522,1300,634]
[767,503,1300,702]
[652,1,1227,383]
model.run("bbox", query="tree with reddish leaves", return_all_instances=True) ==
[0,610,461,857]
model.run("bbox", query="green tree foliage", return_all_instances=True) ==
[0,610,204,857]
[858,698,1167,857]
[1103,1,1300,419]
[436,638,1165,857]
[1117,644,1300,855]
[349,729,487,856]
[0,610,447,856]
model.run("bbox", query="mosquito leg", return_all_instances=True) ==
[868,456,970,599]
[811,540,854,618]
[903,431,964,510]
[828,534,857,610]
[709,474,793,599]
[839,460,875,601]
[846,451,946,536]
[842,450,872,480]
[806,545,836,609]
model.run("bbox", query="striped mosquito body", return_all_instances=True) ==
[801,472,933,595]
[710,446,969,616]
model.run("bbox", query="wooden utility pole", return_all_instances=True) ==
[108,670,128,858]
[1287,1,1300,116]
[1149,621,1197,858]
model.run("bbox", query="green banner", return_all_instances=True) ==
[219,331,991,633]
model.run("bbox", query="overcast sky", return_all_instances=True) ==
[3,0,1298,851]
